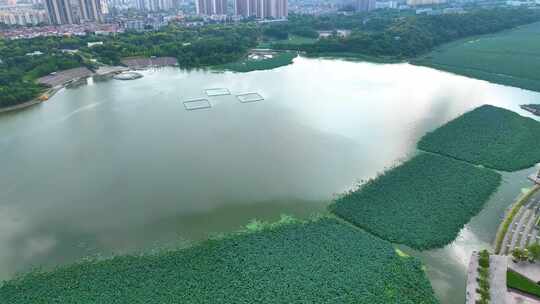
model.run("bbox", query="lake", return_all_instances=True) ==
[1,56,539,303]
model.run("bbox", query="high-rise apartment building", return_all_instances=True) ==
[77,0,102,22]
[356,0,375,11]
[44,0,102,24]
[136,0,172,11]
[196,0,226,15]
[406,0,446,5]
[44,0,74,24]
[234,0,286,19]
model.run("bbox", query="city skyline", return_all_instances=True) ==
[234,0,287,19]
[356,0,375,11]
[195,0,227,15]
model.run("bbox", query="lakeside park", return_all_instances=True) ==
[3,9,540,304]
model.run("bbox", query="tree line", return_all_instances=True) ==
[271,8,540,58]
[2,8,540,108]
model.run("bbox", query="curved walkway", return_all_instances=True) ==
[500,191,540,255]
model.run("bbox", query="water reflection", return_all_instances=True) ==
[1,57,540,304]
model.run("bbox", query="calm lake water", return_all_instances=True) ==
[1,56,539,303]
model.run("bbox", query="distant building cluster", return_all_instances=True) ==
[0,7,47,24]
[193,0,287,19]
[44,0,103,24]
[135,0,173,11]
[406,0,446,6]
[375,0,398,9]
[356,0,375,11]
[0,22,119,39]
[195,0,227,15]
[234,0,288,18]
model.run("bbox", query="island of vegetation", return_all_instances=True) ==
[214,51,297,72]
[0,217,438,304]
[3,8,540,110]
[330,153,501,250]
[418,105,540,172]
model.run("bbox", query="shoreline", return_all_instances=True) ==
[0,87,61,114]
[0,65,129,114]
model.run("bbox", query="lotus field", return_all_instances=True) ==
[0,218,439,304]
[330,153,501,250]
[418,105,540,171]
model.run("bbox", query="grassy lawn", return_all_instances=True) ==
[418,105,540,172]
[0,217,439,304]
[507,269,540,298]
[258,35,317,49]
[414,22,540,92]
[330,152,501,250]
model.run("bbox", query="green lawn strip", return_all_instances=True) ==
[494,185,540,253]
[258,35,317,49]
[507,269,540,298]
[418,105,540,172]
[0,217,439,304]
[214,51,297,72]
[330,152,501,250]
[303,52,402,63]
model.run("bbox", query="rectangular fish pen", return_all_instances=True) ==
[237,93,264,103]
[183,98,212,110]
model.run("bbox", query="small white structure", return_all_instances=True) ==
[205,88,230,96]
[25,51,43,56]
[87,41,104,48]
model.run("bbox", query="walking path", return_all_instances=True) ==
[500,191,540,255]
[491,255,508,304]
[466,253,479,304]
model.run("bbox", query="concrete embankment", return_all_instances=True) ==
[0,87,61,114]
[494,185,540,254]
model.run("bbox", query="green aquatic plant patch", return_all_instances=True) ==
[215,52,296,72]
[0,218,439,304]
[418,105,540,171]
[330,153,501,250]
[414,22,540,92]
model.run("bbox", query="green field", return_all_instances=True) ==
[418,105,540,171]
[330,153,501,250]
[0,217,439,304]
[215,52,297,72]
[507,269,540,298]
[258,35,318,49]
[414,22,540,92]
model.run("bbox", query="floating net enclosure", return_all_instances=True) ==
[183,98,212,110]
[237,93,264,103]
[205,88,230,96]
